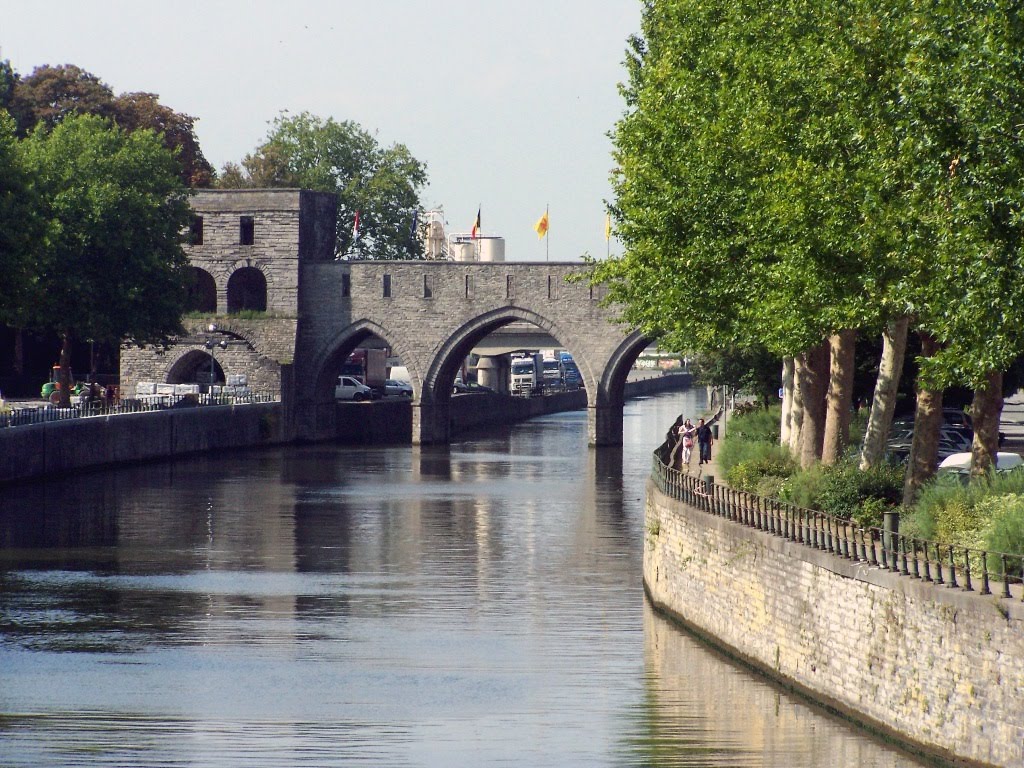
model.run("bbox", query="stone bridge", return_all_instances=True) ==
[121,190,652,446]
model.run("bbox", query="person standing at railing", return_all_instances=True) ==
[666,415,683,467]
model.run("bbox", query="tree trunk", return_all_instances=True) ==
[970,369,1003,478]
[902,333,942,507]
[789,355,806,456]
[780,357,794,446]
[859,316,909,470]
[58,332,74,409]
[799,340,830,468]
[822,329,856,465]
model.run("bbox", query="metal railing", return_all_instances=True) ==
[652,451,1024,602]
[0,391,279,429]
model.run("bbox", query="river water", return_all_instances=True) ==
[0,392,926,767]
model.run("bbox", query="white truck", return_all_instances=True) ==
[510,353,543,396]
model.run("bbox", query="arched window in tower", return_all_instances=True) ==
[186,267,217,313]
[227,267,267,313]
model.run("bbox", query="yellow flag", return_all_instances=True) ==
[604,213,611,241]
[534,211,549,239]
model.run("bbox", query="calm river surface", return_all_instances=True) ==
[0,392,927,767]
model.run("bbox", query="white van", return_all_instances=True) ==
[335,375,374,401]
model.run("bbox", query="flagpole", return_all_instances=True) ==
[545,204,549,262]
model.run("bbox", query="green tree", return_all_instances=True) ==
[695,345,781,409]
[222,111,427,259]
[594,0,909,468]
[8,63,213,187]
[594,0,1024,487]
[19,113,191,406]
[0,111,41,326]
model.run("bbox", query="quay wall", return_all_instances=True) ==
[0,374,691,482]
[0,403,286,485]
[644,479,1024,767]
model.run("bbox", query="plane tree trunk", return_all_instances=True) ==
[970,370,1003,478]
[798,340,830,468]
[859,317,909,470]
[822,329,856,465]
[902,333,942,507]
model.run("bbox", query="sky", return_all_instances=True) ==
[2,0,641,262]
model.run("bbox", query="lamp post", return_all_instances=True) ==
[204,323,228,398]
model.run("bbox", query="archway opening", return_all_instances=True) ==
[227,267,267,313]
[433,313,588,404]
[186,267,217,313]
[315,327,412,403]
[166,349,226,386]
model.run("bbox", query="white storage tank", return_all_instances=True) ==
[478,236,505,262]
[452,239,476,262]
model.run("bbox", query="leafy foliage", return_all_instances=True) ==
[781,460,903,524]
[592,0,1024,449]
[0,111,41,324]
[905,470,1024,545]
[18,113,191,346]
[6,63,213,187]
[694,345,781,408]
[221,111,427,259]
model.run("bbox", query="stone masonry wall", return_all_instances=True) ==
[644,480,1024,767]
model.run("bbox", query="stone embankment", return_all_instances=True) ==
[645,474,1024,767]
[0,402,286,486]
[0,373,691,484]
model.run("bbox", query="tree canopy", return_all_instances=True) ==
[7,63,214,187]
[0,112,41,325]
[18,113,192,352]
[219,111,428,259]
[595,0,1024,389]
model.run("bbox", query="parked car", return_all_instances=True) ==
[335,375,376,401]
[453,379,494,394]
[384,379,413,397]
[937,451,1023,478]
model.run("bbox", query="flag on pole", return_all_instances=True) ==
[605,212,612,241]
[352,210,361,242]
[410,209,419,238]
[534,210,549,239]
[471,207,481,239]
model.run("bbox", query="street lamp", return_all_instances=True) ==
[204,323,228,397]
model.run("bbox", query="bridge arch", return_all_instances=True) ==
[166,349,225,386]
[312,318,422,402]
[415,306,608,444]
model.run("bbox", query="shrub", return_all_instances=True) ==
[853,496,887,529]
[727,452,797,493]
[908,468,1024,543]
[755,475,788,501]
[781,459,902,521]
[727,405,781,444]
[983,494,1024,574]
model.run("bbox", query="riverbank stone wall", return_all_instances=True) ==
[644,480,1024,768]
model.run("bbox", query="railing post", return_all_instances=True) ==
[934,544,944,585]
[963,549,974,592]
[947,546,958,588]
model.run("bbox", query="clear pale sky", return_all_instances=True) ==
[2,0,640,262]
